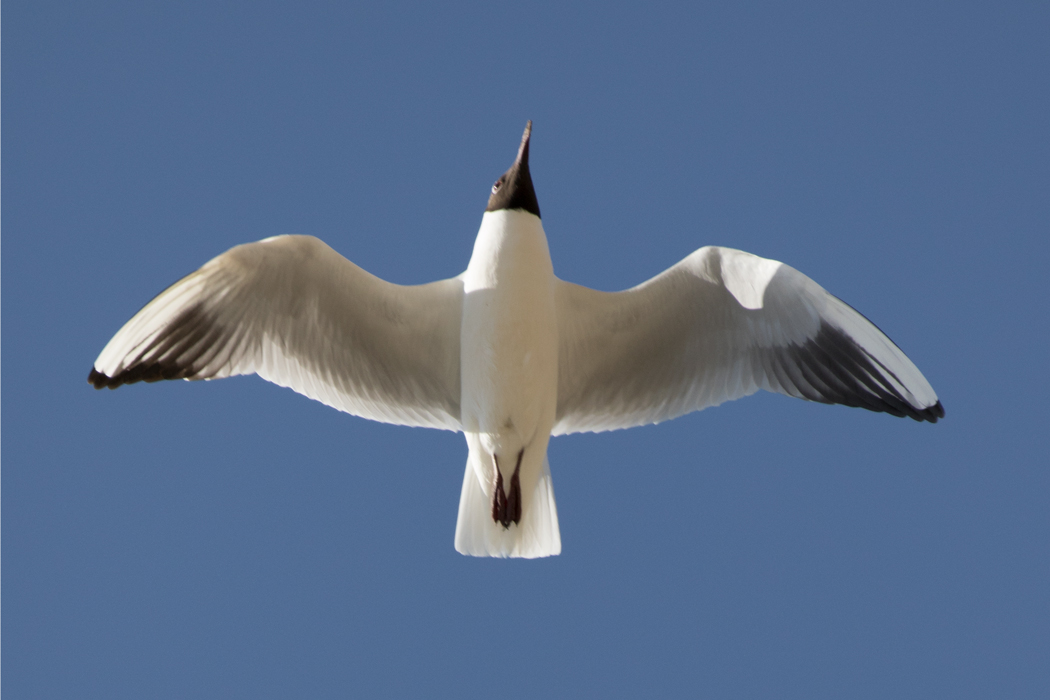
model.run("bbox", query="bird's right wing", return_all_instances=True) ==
[553,246,942,435]
[90,235,464,431]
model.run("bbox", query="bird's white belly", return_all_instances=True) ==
[460,210,558,497]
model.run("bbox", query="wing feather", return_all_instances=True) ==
[89,235,463,430]
[553,246,942,435]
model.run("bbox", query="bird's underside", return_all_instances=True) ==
[89,121,942,559]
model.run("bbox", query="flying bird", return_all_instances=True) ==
[89,122,943,558]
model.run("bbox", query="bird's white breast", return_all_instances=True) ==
[460,210,558,470]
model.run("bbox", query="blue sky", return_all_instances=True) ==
[4,1,1048,698]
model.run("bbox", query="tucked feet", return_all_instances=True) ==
[491,449,524,528]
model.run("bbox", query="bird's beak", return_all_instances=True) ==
[515,120,532,169]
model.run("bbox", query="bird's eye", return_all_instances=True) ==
[491,179,503,194]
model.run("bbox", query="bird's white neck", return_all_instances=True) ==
[463,210,553,293]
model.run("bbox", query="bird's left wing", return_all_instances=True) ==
[90,235,463,430]
[553,246,942,435]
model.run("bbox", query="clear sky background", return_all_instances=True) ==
[4,2,1048,698]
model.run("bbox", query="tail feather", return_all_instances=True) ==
[454,454,561,558]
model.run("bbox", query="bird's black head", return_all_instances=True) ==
[486,121,540,218]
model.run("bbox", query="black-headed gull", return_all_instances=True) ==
[89,122,943,558]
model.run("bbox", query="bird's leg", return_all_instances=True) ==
[490,449,525,529]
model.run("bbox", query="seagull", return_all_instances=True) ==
[89,121,943,558]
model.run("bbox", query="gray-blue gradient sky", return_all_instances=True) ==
[4,2,1048,697]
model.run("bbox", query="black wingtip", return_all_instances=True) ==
[917,400,945,423]
[88,367,112,389]
[89,361,196,390]
[89,366,133,390]
[485,121,540,217]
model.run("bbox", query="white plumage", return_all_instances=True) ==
[90,122,942,558]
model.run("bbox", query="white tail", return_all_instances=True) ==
[454,453,561,558]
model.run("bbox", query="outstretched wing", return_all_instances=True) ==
[554,246,942,435]
[90,235,463,430]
